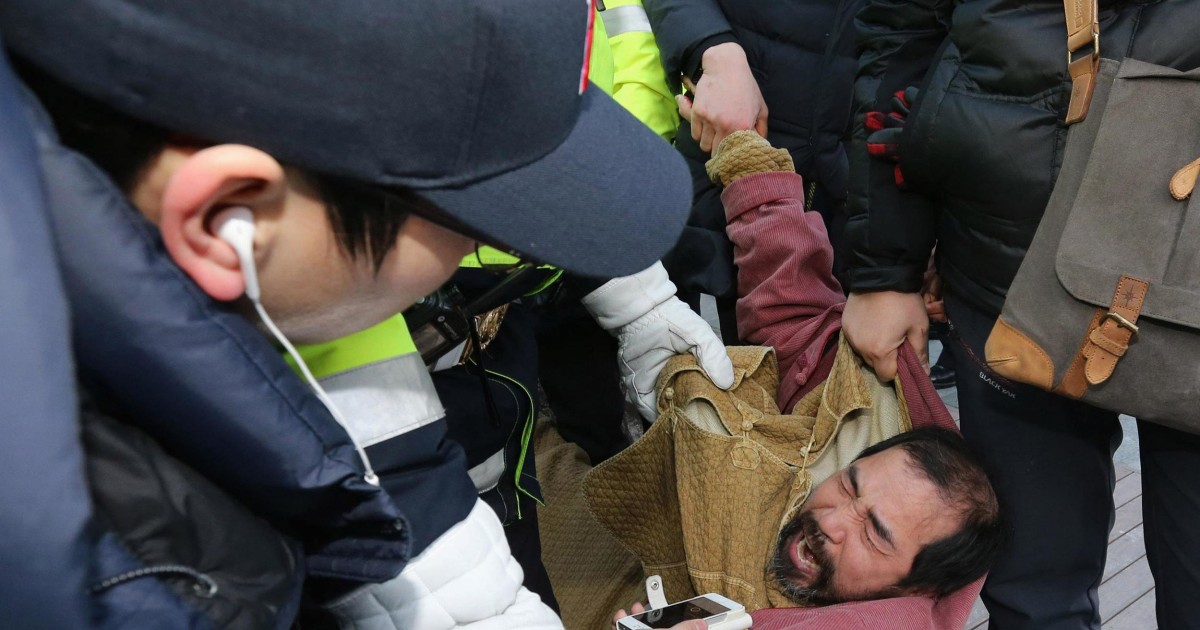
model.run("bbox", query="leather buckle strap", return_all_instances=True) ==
[1103,311,1139,336]
[1082,276,1148,386]
[1065,0,1099,51]
[1063,0,1100,124]
[1067,27,1100,67]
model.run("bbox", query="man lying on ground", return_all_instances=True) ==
[538,131,1003,630]
[607,427,998,615]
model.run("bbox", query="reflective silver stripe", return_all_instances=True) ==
[467,449,507,493]
[600,4,651,37]
[319,353,445,447]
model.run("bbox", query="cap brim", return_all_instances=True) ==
[419,86,692,278]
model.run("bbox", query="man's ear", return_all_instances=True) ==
[158,145,287,301]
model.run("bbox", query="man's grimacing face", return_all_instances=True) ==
[769,447,961,605]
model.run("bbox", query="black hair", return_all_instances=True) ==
[855,428,1006,598]
[13,56,416,270]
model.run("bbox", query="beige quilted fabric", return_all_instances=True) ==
[705,130,795,187]
[570,337,910,628]
[535,418,644,630]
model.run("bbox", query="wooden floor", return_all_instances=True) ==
[964,465,1157,629]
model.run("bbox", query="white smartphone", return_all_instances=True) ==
[616,593,750,630]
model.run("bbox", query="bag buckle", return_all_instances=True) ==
[1067,27,1099,67]
[1104,311,1139,336]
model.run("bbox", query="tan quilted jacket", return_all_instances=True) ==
[583,337,912,613]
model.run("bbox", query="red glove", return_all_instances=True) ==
[865,87,918,188]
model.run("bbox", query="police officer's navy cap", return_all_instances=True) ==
[0,0,690,277]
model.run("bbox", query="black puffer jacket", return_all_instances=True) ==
[844,0,1200,315]
[84,395,304,629]
[647,0,864,300]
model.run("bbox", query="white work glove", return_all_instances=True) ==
[583,262,735,421]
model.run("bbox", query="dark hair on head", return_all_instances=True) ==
[855,427,1006,598]
[308,175,435,270]
[13,56,417,270]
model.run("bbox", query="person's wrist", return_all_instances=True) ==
[699,42,747,76]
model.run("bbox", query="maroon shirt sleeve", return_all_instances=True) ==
[721,171,845,412]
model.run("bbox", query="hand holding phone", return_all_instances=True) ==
[614,593,750,630]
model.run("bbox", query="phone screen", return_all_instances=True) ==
[627,596,732,628]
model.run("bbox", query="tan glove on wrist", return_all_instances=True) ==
[704,129,794,187]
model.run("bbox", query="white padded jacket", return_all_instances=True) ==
[314,352,563,630]
[322,499,563,630]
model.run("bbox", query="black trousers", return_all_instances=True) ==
[945,293,1200,630]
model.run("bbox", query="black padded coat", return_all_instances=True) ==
[843,0,1200,315]
[646,0,864,300]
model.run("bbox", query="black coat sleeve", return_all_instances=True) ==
[643,0,736,88]
[842,0,952,294]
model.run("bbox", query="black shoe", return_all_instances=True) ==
[929,362,956,389]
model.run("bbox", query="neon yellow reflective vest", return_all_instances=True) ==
[285,313,417,379]
[597,0,679,142]
[285,314,446,449]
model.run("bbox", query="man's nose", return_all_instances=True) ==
[814,508,846,545]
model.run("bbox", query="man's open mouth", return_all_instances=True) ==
[787,531,820,583]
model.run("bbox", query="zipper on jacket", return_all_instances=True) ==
[92,564,219,599]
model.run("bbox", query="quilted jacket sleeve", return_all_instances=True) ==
[842,0,952,294]
[643,0,736,88]
[721,171,845,412]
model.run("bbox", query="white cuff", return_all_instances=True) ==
[581,261,678,331]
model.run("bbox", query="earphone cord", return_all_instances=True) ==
[253,299,380,487]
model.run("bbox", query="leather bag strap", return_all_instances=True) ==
[1082,275,1148,386]
[1056,276,1150,397]
[1063,0,1100,124]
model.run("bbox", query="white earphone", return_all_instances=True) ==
[211,205,379,485]
[212,206,261,301]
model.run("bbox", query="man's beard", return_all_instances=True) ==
[768,510,840,606]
